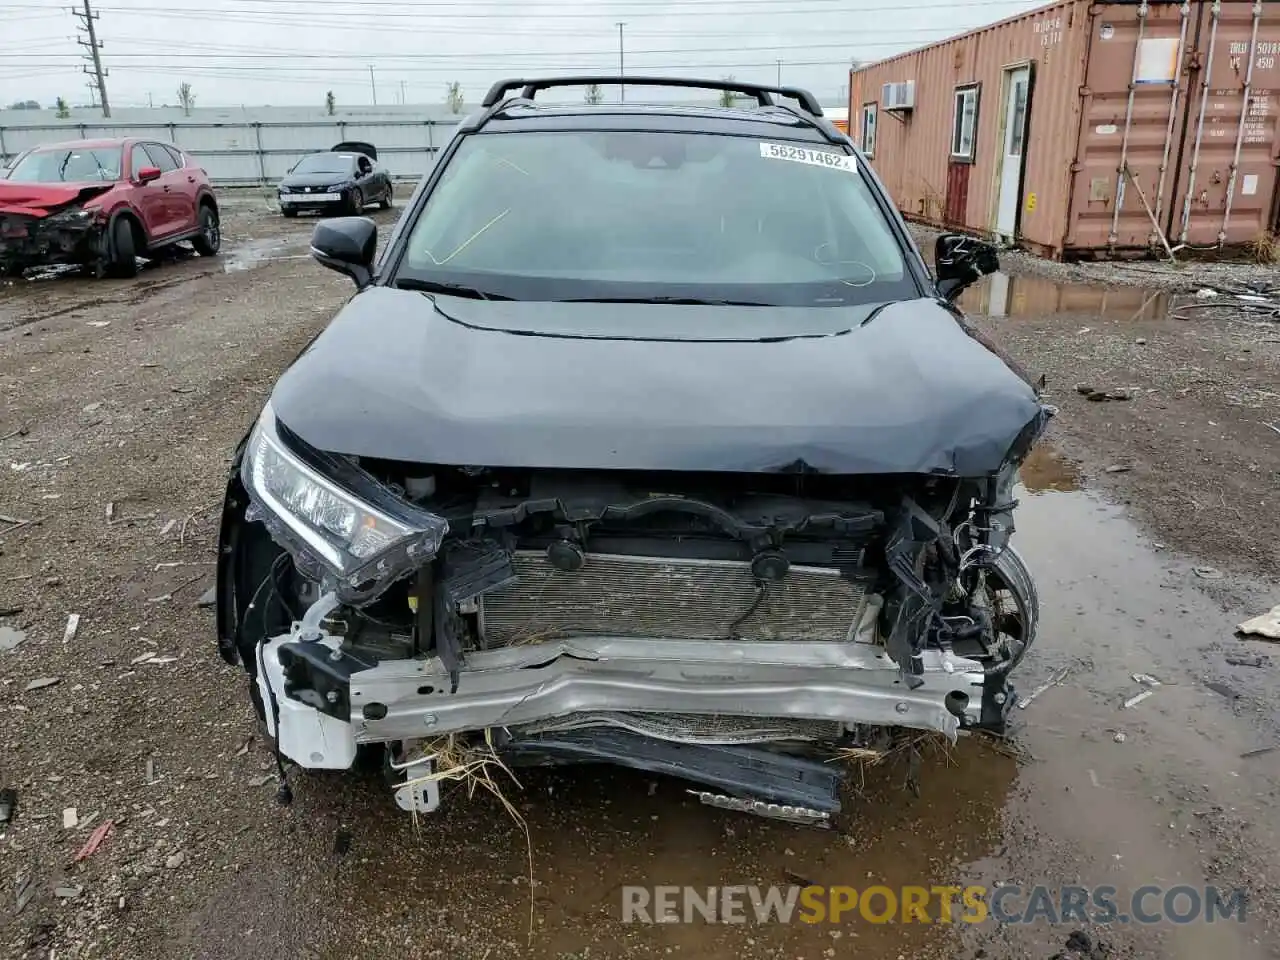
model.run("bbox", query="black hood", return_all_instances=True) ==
[280,171,352,189]
[269,287,1049,476]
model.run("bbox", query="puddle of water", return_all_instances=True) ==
[1018,444,1081,493]
[967,483,1278,958]
[0,624,25,652]
[960,272,1169,322]
[222,237,310,273]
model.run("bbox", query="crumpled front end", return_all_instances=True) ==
[217,397,1051,824]
[0,205,105,276]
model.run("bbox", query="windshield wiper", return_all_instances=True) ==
[395,277,510,300]
[557,296,772,307]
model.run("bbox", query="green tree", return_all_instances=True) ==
[55,97,71,119]
[584,83,603,105]
[325,90,336,116]
[445,81,464,114]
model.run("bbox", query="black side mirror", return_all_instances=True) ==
[311,216,377,288]
[935,233,999,302]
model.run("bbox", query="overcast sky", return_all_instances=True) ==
[1,0,1047,110]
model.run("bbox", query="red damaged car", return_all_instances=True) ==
[0,137,221,279]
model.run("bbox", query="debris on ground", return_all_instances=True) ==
[1173,281,1280,323]
[62,807,77,829]
[73,820,115,862]
[1113,732,1127,743]
[1193,566,1226,581]
[165,850,186,870]
[1225,652,1266,668]
[1238,604,1280,640]
[1204,680,1239,700]
[14,876,34,914]
[25,677,60,691]
[0,787,16,824]
[1123,690,1154,709]
[196,586,216,608]
[62,613,80,644]
[1017,664,1073,709]
[54,885,83,900]
[1131,673,1162,688]
[0,625,26,652]
[1104,464,1132,474]
[1241,745,1277,759]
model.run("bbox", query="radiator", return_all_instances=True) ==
[479,550,869,646]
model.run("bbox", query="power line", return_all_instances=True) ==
[87,0,1032,20]
[73,0,110,118]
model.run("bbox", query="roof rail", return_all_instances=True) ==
[480,75,825,117]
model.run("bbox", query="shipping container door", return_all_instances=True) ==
[1065,2,1194,254]
[1173,0,1280,249]
[994,65,1032,241]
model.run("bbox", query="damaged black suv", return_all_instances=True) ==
[216,76,1052,824]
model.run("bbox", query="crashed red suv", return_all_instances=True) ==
[0,137,220,279]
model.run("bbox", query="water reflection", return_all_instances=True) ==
[960,272,1169,322]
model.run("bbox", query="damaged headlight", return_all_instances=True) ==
[241,403,448,601]
[45,208,95,227]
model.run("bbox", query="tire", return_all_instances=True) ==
[105,217,138,279]
[282,207,299,219]
[346,187,363,216]
[2,262,24,279]
[192,204,221,256]
[378,182,392,210]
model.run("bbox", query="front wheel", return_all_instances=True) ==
[192,205,221,256]
[105,217,139,278]
[378,183,393,210]
[346,188,363,215]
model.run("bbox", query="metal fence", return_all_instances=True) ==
[0,118,454,184]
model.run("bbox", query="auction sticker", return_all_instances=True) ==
[759,142,857,171]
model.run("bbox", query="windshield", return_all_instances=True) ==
[8,147,122,183]
[396,130,914,306]
[292,154,354,175]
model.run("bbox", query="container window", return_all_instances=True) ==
[951,86,980,161]
[1008,79,1028,157]
[860,103,877,157]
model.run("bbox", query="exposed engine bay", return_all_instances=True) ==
[0,185,111,277]
[218,415,1043,825]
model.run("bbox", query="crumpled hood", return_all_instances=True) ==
[0,181,114,217]
[269,287,1050,476]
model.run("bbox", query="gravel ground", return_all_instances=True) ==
[2,203,1279,960]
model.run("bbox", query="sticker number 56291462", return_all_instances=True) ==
[758,142,857,172]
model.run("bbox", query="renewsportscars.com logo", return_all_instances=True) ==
[621,885,1249,925]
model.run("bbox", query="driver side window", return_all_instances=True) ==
[358,156,372,175]
[130,145,152,179]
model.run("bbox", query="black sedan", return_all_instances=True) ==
[277,142,392,217]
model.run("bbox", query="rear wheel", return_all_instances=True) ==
[105,217,138,278]
[192,204,221,256]
[378,182,392,210]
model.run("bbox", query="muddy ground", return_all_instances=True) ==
[2,195,1279,960]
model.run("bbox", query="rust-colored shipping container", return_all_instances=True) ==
[849,0,1280,259]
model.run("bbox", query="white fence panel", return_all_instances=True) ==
[1,117,447,185]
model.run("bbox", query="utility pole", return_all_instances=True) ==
[75,0,110,118]
[400,80,407,105]
[616,21,626,102]
[369,65,377,105]
[777,60,783,86]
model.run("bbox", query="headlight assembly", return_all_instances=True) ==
[241,403,448,602]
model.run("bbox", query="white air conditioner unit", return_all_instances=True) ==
[881,81,916,111]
